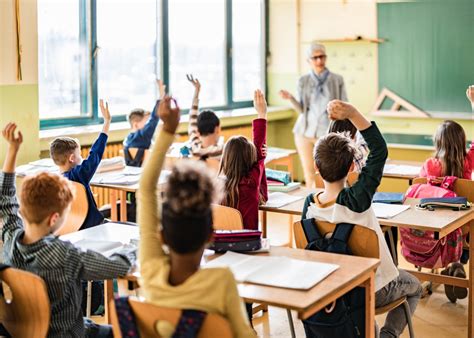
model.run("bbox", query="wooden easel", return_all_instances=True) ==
[372,88,431,118]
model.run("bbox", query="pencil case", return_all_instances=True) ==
[265,168,291,185]
[416,197,470,211]
[213,230,262,242]
[373,192,405,204]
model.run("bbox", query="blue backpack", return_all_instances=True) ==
[301,194,365,338]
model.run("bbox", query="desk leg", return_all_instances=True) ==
[110,190,118,222]
[469,221,473,337]
[262,211,267,238]
[119,190,128,222]
[288,215,294,248]
[104,279,114,324]
[363,271,376,338]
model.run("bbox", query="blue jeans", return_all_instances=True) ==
[375,269,422,338]
[84,318,113,338]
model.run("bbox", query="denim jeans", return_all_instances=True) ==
[85,318,113,338]
[375,269,422,338]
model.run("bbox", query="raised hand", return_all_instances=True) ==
[158,96,181,134]
[253,89,267,119]
[327,100,359,121]
[99,99,111,122]
[466,85,474,105]
[157,79,166,99]
[2,122,23,151]
[279,90,293,100]
[186,74,201,97]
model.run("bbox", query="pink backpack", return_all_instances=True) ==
[400,176,463,269]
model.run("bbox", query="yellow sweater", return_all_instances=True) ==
[138,128,256,338]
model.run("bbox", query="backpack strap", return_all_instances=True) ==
[301,218,324,243]
[301,193,315,221]
[172,310,207,338]
[124,147,146,167]
[331,223,355,243]
[113,297,139,337]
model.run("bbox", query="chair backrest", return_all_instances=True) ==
[55,181,88,236]
[315,171,359,189]
[412,177,474,202]
[109,298,233,338]
[212,204,244,230]
[293,220,379,259]
[0,268,50,338]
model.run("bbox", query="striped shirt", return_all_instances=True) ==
[0,172,135,338]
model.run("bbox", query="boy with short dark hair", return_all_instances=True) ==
[1,122,135,338]
[49,100,112,229]
[186,74,223,159]
[304,101,422,338]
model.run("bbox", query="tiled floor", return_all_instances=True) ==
[101,212,469,337]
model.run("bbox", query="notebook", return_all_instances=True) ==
[268,182,301,193]
[205,251,339,290]
[372,203,410,219]
[383,164,420,176]
[265,192,304,208]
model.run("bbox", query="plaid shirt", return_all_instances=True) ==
[0,172,136,338]
[354,139,369,172]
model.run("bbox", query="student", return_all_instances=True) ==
[303,101,422,338]
[138,96,255,338]
[0,123,135,338]
[328,119,368,172]
[49,100,111,229]
[187,74,224,159]
[123,79,165,167]
[219,90,268,230]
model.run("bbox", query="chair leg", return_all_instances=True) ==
[387,228,398,266]
[402,301,415,338]
[86,280,92,318]
[287,309,296,338]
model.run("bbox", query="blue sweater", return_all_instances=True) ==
[64,133,108,229]
[123,102,159,150]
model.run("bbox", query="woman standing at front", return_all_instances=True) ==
[280,42,347,187]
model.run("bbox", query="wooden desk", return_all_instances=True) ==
[259,187,474,337]
[383,160,423,184]
[265,147,298,179]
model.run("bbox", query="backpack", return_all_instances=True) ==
[400,176,463,269]
[123,147,146,167]
[300,195,365,338]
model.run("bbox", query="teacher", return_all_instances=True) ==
[280,42,347,188]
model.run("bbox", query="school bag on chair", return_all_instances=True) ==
[300,196,365,338]
[400,176,463,269]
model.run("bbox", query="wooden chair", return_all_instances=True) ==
[212,204,244,230]
[0,267,50,338]
[315,171,359,188]
[109,297,233,338]
[55,181,88,236]
[293,220,415,338]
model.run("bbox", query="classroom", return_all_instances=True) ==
[0,0,473,337]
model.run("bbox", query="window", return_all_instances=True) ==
[39,0,267,129]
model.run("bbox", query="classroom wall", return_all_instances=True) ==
[0,0,40,166]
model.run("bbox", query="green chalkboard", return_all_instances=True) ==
[377,0,474,113]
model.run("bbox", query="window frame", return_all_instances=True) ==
[40,0,268,130]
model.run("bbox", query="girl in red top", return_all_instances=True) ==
[421,87,474,180]
[219,90,268,230]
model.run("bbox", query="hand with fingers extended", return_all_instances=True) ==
[327,100,359,121]
[157,79,166,99]
[2,122,23,151]
[253,89,267,119]
[186,74,201,98]
[279,89,293,101]
[158,96,181,135]
[99,99,112,134]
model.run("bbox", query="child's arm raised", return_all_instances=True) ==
[138,96,180,268]
[186,74,202,154]
[252,90,268,201]
[328,100,388,212]
[100,99,112,135]
[1,123,24,244]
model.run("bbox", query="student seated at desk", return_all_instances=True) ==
[138,96,255,338]
[302,101,422,338]
[219,90,268,231]
[186,74,224,159]
[49,100,112,230]
[0,123,135,338]
[123,79,165,167]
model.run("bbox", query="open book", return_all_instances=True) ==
[372,203,410,219]
[205,251,338,290]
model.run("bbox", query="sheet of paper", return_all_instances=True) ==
[372,203,410,219]
[16,164,60,177]
[383,164,421,176]
[265,192,304,208]
[29,158,56,167]
[205,251,339,290]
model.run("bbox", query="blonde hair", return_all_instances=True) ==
[219,136,257,208]
[433,120,467,178]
